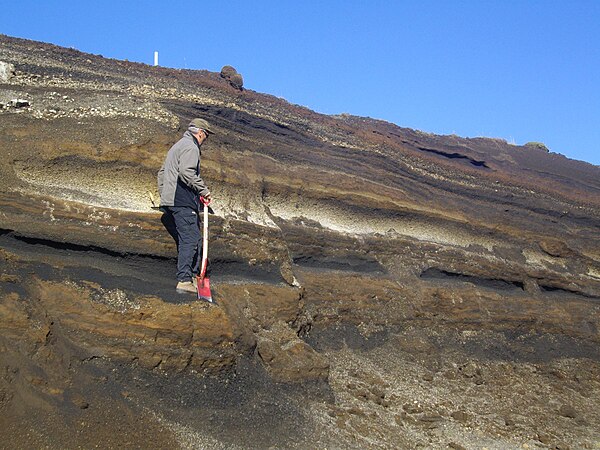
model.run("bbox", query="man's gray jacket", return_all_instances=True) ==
[157,131,209,209]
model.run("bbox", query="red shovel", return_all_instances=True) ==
[197,196,213,303]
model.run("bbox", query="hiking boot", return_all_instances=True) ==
[176,281,196,294]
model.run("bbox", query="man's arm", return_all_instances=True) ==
[157,165,165,197]
[178,147,210,197]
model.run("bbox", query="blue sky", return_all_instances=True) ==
[1,0,599,165]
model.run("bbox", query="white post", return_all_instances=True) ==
[154,51,159,66]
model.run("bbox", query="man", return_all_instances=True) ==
[158,118,213,294]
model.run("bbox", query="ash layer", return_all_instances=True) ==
[1,34,599,449]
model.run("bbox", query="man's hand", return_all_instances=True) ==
[200,193,212,205]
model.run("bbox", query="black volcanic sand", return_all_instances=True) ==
[0,229,287,305]
[1,322,599,449]
[104,358,330,449]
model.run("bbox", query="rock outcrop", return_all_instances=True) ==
[220,64,243,90]
[1,34,599,448]
[256,321,330,382]
[0,60,15,81]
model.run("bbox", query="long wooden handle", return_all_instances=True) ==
[203,203,208,260]
[200,203,209,278]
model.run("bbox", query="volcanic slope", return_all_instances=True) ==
[1,34,599,449]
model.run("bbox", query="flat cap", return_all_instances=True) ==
[189,118,214,134]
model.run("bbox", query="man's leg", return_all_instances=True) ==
[160,208,179,251]
[171,207,201,283]
[192,235,202,278]
[190,217,202,282]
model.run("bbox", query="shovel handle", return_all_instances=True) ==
[199,201,209,279]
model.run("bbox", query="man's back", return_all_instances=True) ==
[158,131,206,209]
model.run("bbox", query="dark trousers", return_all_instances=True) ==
[161,206,201,282]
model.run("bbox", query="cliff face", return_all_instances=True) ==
[1,35,599,448]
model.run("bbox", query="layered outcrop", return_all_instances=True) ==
[1,30,599,376]
[1,34,600,448]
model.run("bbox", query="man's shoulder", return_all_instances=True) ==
[171,134,196,151]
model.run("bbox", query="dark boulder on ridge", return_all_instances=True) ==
[220,64,243,90]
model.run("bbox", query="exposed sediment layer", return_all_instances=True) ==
[1,34,600,448]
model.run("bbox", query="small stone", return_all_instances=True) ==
[419,413,443,422]
[9,99,30,108]
[0,274,19,283]
[354,389,370,401]
[536,433,553,445]
[576,417,590,428]
[403,403,423,414]
[27,376,45,386]
[504,416,516,427]
[422,373,434,382]
[400,412,418,425]
[449,443,467,450]
[370,386,386,403]
[558,404,577,419]
[459,362,480,378]
[335,417,346,428]
[370,385,385,396]
[443,370,458,380]
[451,410,470,423]
[72,393,89,409]
[347,406,366,417]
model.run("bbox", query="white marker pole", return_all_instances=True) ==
[154,51,159,66]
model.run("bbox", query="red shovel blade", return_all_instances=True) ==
[197,275,213,303]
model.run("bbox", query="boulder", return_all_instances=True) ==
[256,321,329,382]
[220,65,237,79]
[228,72,243,90]
[539,239,573,257]
[524,141,550,152]
[220,65,244,90]
[9,98,30,108]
